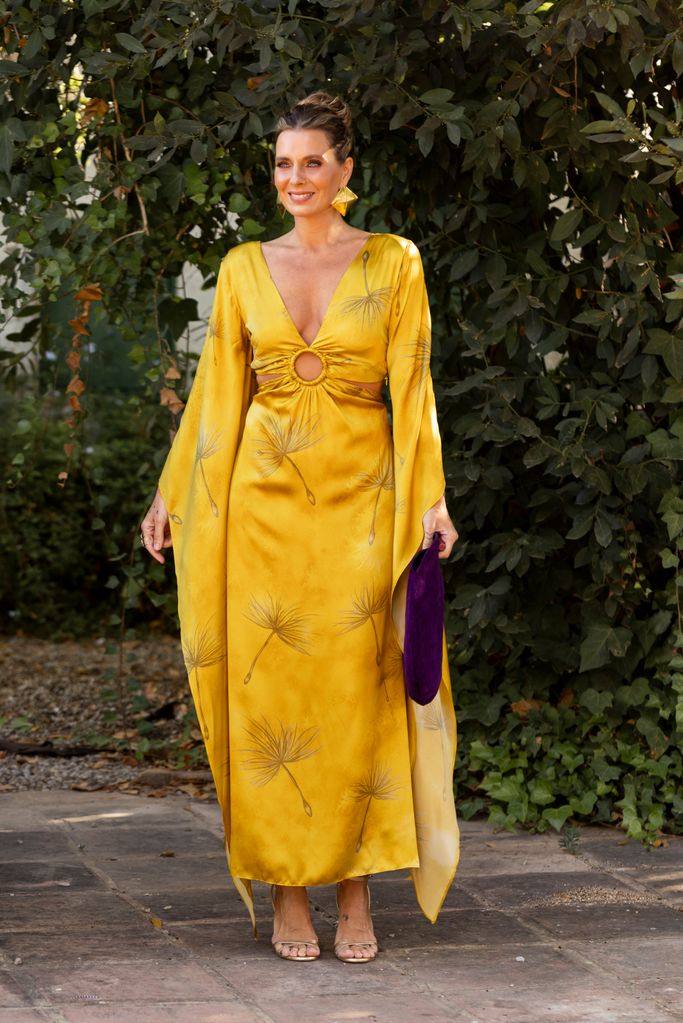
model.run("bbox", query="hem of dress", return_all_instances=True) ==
[229,857,421,889]
[412,841,461,924]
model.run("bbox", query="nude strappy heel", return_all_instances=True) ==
[271,885,320,962]
[334,877,378,964]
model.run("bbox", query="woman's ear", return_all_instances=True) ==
[342,155,354,188]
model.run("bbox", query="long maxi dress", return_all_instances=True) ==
[158,231,459,930]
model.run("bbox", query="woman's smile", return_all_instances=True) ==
[273,128,350,215]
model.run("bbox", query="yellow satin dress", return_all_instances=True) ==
[159,232,459,930]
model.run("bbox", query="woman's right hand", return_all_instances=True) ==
[140,488,173,565]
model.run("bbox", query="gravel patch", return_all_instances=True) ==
[0,636,213,797]
[524,885,663,908]
[0,752,144,792]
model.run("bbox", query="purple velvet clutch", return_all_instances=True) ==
[403,532,445,705]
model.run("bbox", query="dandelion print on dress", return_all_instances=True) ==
[340,251,392,327]
[379,639,404,705]
[356,449,395,546]
[207,316,219,365]
[337,584,389,666]
[252,412,321,505]
[417,697,450,802]
[243,594,313,684]
[181,622,224,741]
[241,716,319,817]
[402,333,432,395]
[350,762,401,852]
[195,428,222,517]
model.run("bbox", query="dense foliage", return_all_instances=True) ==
[1,0,682,840]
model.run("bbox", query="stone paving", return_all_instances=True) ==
[1,790,682,1023]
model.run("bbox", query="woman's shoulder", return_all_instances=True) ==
[222,239,261,267]
[369,231,421,261]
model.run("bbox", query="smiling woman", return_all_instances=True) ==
[140,91,460,966]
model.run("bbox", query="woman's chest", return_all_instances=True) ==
[238,244,397,360]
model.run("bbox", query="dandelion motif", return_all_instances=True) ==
[207,316,219,365]
[402,333,432,395]
[379,641,404,704]
[252,413,320,505]
[340,251,392,327]
[417,696,450,802]
[350,762,401,852]
[356,449,395,545]
[240,716,319,816]
[243,594,312,684]
[195,428,222,517]
[181,623,224,741]
[337,584,389,665]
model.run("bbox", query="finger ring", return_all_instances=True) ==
[139,533,146,547]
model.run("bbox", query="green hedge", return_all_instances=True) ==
[0,394,175,636]
[1,0,682,839]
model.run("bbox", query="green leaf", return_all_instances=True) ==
[570,791,597,815]
[0,124,14,174]
[595,93,624,118]
[660,548,679,569]
[0,60,30,76]
[579,688,614,714]
[550,208,582,242]
[644,330,683,380]
[415,123,434,157]
[542,806,573,831]
[446,121,461,146]
[229,192,250,214]
[579,624,632,672]
[115,32,147,54]
[419,88,454,105]
[450,250,478,280]
[240,218,265,237]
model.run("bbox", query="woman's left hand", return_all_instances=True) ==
[422,494,459,559]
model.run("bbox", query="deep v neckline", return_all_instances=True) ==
[257,235,374,347]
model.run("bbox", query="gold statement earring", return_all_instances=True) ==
[331,184,358,216]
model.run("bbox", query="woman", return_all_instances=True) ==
[141,92,460,963]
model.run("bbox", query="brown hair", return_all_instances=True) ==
[275,91,354,162]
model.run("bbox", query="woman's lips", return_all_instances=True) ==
[288,192,314,202]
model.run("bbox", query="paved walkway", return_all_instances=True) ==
[1,790,682,1023]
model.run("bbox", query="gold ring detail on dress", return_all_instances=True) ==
[289,348,328,386]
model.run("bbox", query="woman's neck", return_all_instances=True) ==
[289,210,353,252]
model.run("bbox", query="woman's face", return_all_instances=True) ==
[274,128,352,217]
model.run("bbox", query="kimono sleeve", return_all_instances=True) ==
[387,240,446,631]
[158,249,255,587]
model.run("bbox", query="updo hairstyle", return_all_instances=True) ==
[275,92,354,163]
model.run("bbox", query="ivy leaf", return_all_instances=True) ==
[570,791,597,814]
[579,625,632,672]
[542,806,573,831]
[644,330,683,381]
[579,688,614,714]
